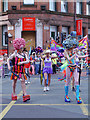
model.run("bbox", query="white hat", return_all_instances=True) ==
[44,49,51,54]
[32,52,35,55]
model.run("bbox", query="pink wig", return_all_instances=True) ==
[13,38,25,50]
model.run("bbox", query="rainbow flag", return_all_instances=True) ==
[50,40,64,51]
[78,35,88,49]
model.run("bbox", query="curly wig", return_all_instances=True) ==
[13,38,25,50]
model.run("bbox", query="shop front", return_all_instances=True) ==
[15,17,43,52]
[22,31,36,51]
[22,17,36,51]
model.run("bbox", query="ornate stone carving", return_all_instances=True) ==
[15,19,21,27]
[36,18,42,27]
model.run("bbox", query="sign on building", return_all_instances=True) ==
[22,17,35,31]
[76,19,82,35]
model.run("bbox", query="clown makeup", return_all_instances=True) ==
[19,47,23,53]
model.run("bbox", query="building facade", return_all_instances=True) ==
[0,0,90,54]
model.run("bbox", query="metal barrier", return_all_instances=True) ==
[2,64,9,77]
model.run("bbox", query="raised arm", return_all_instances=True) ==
[7,52,15,70]
[24,54,29,64]
[76,54,88,59]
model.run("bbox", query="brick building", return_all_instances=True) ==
[0,0,90,55]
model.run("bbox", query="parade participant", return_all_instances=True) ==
[52,53,58,74]
[40,58,44,85]
[41,49,57,92]
[2,53,9,78]
[72,47,85,92]
[29,52,36,75]
[38,53,42,74]
[31,46,35,55]
[35,53,40,75]
[23,48,30,84]
[78,47,86,86]
[63,35,88,104]
[40,53,46,85]
[0,55,3,77]
[7,38,30,102]
[34,46,43,74]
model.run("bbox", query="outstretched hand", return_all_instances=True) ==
[8,66,11,71]
[18,62,23,65]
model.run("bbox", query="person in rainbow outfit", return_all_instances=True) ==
[7,38,30,102]
[62,35,88,104]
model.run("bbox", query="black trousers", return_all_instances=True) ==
[52,64,56,74]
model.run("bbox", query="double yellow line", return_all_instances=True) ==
[0,83,88,119]
[0,101,17,119]
[73,92,88,116]
[0,103,88,106]
[0,84,30,120]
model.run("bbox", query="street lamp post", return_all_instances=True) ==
[5,32,9,57]
[74,1,76,31]
[7,34,9,57]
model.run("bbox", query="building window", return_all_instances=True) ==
[49,0,57,11]
[62,27,69,37]
[2,26,8,46]
[61,0,68,13]
[76,2,82,14]
[3,1,8,12]
[61,26,69,43]
[86,3,90,15]
[50,26,57,41]
[23,0,34,5]
[88,29,90,40]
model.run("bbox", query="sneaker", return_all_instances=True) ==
[25,81,28,85]
[46,86,50,91]
[43,87,47,92]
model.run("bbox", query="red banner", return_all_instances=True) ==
[76,19,82,35]
[0,49,7,55]
[22,17,35,31]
